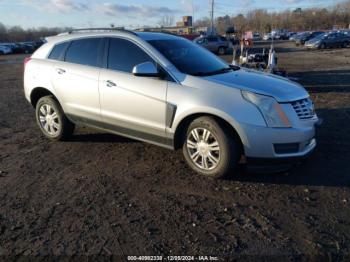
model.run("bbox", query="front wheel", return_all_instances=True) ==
[35,96,75,141]
[182,117,241,178]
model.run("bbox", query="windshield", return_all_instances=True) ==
[148,39,237,76]
[310,33,327,41]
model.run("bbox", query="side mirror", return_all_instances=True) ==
[132,62,159,77]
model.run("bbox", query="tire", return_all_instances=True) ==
[182,116,241,179]
[35,96,75,141]
[0,51,4,55]
[217,46,226,56]
[343,42,349,48]
[320,43,326,49]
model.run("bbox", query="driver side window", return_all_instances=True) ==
[197,38,207,44]
[107,38,155,73]
[207,37,218,43]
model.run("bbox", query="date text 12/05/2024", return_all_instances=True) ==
[127,256,219,261]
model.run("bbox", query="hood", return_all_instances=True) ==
[203,68,308,102]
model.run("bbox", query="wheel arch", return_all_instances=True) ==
[173,112,245,155]
[30,87,60,108]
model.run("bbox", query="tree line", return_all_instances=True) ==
[197,0,350,35]
[0,24,72,42]
[0,0,349,42]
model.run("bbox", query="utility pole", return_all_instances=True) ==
[192,0,195,26]
[210,0,214,35]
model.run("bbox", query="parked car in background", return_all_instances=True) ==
[179,34,201,41]
[263,33,280,41]
[264,29,290,40]
[278,32,291,40]
[252,33,262,41]
[263,33,272,40]
[228,35,240,46]
[19,43,36,54]
[290,32,306,41]
[305,32,350,49]
[288,32,297,40]
[0,44,12,55]
[6,43,25,54]
[194,35,230,55]
[32,40,45,50]
[295,31,324,45]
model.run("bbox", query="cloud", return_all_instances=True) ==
[96,3,179,17]
[180,0,200,13]
[21,0,89,13]
[50,0,89,12]
[285,0,303,3]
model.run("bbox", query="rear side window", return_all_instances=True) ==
[107,38,154,73]
[65,38,103,67]
[48,42,69,61]
[207,37,218,42]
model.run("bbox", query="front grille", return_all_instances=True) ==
[291,98,315,120]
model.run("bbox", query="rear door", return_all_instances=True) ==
[98,37,168,143]
[326,33,336,47]
[51,37,104,122]
[207,36,219,52]
[336,33,347,47]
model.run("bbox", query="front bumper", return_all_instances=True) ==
[239,118,321,159]
[239,118,322,173]
[305,44,319,49]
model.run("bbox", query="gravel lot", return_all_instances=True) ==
[0,42,350,259]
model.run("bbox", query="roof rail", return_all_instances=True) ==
[58,28,138,36]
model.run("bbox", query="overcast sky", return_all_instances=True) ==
[0,0,342,29]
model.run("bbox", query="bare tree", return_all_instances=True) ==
[213,0,350,34]
[0,0,349,41]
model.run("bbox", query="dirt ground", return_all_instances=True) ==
[0,42,349,260]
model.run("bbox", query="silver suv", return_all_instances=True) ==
[24,29,320,178]
[194,35,230,55]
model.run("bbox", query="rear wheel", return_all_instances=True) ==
[182,117,240,178]
[35,96,75,141]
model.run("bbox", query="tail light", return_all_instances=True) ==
[24,57,31,69]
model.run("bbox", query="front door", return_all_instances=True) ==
[207,36,218,52]
[99,37,168,144]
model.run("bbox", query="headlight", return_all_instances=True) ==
[242,90,291,128]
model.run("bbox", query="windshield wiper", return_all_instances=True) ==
[192,66,239,77]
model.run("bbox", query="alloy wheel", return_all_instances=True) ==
[38,104,61,136]
[186,128,221,171]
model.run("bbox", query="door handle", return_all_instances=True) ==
[56,68,66,74]
[106,80,117,87]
